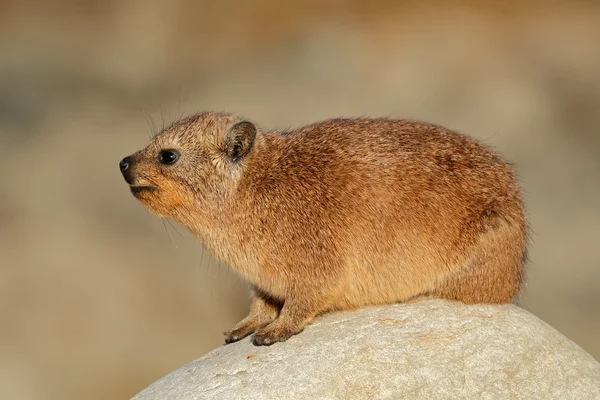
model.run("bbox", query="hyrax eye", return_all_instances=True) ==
[158,149,180,165]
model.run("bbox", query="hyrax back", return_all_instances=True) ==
[120,113,528,346]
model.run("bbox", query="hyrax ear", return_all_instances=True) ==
[224,121,256,162]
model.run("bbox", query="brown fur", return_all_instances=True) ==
[120,113,528,346]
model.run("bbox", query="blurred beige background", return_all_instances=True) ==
[0,1,599,399]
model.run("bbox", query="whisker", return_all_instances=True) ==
[216,259,221,283]
[165,219,182,236]
[199,243,207,274]
[161,218,178,249]
[177,85,192,122]
[204,248,212,280]
[225,261,231,284]
[142,107,159,138]
[480,127,500,144]
[141,108,155,138]
[177,86,185,123]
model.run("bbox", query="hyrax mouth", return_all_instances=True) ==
[130,185,156,195]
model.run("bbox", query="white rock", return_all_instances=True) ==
[133,299,600,399]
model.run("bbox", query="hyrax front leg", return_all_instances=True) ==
[224,287,280,344]
[252,291,326,346]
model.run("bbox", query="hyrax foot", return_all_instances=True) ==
[224,288,280,344]
[224,313,278,344]
[252,321,303,346]
[251,297,321,346]
[223,326,254,344]
[224,317,271,343]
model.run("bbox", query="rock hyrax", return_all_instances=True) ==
[119,113,528,346]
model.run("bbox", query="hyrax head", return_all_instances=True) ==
[119,113,256,223]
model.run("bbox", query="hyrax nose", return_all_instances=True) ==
[119,156,132,173]
[119,156,135,184]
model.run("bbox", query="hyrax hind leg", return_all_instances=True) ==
[435,217,527,304]
[224,287,280,344]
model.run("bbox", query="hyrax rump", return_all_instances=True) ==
[119,113,528,346]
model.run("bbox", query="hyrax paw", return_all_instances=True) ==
[223,328,251,344]
[251,326,299,346]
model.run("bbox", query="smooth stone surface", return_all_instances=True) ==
[133,299,600,400]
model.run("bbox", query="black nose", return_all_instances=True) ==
[119,156,131,173]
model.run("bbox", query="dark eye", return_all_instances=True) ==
[158,149,180,165]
